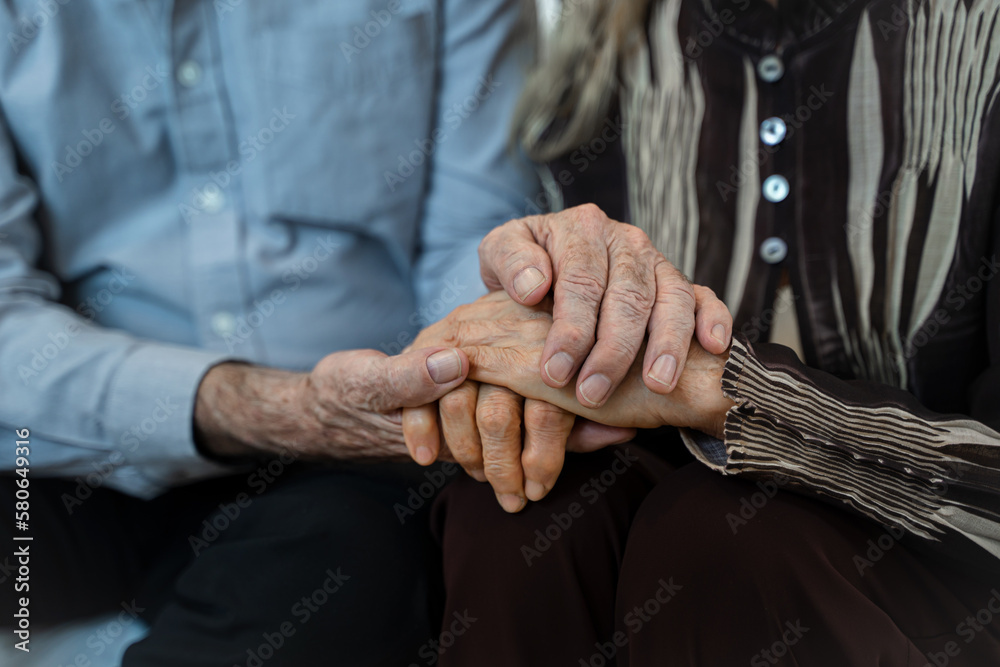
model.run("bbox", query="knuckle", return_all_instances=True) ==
[439,390,473,421]
[619,223,652,247]
[451,444,483,470]
[477,403,518,438]
[482,459,518,486]
[658,281,697,310]
[559,270,607,305]
[572,202,607,225]
[551,324,596,355]
[693,284,719,302]
[595,336,643,363]
[607,283,655,321]
[523,402,571,433]
[521,452,560,480]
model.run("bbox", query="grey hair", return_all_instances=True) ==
[513,0,651,163]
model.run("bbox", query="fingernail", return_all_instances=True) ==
[498,493,525,513]
[427,349,462,384]
[712,324,728,345]
[579,373,612,406]
[513,266,546,301]
[415,446,434,466]
[544,351,575,385]
[648,354,678,387]
[525,480,546,501]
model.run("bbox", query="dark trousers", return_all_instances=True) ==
[434,444,1000,667]
[1,462,448,666]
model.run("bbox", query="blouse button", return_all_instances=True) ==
[759,237,788,264]
[757,55,785,83]
[760,117,787,146]
[762,175,789,203]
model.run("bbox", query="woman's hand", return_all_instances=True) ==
[429,292,734,434]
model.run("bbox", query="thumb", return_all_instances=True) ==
[479,219,553,305]
[375,347,469,410]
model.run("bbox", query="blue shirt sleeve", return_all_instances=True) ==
[412,0,542,323]
[0,110,236,498]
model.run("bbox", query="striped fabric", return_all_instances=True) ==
[617,0,1000,559]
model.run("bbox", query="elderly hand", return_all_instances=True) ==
[479,204,732,402]
[451,293,735,435]
[404,204,733,512]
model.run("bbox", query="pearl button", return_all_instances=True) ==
[760,117,787,146]
[759,237,788,264]
[757,55,784,83]
[199,188,226,213]
[210,311,237,338]
[177,60,203,87]
[762,175,790,203]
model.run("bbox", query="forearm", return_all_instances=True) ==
[193,362,317,460]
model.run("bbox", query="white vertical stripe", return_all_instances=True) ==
[907,0,1000,340]
[623,0,706,280]
[724,58,760,312]
[845,10,883,379]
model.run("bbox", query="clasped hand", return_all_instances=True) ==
[402,205,734,513]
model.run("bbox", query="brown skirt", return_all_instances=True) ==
[432,443,1000,667]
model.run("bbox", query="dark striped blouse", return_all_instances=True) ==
[546,0,1000,562]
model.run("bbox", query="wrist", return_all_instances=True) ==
[668,345,735,439]
[194,362,312,460]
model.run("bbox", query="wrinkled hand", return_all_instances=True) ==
[415,292,733,434]
[404,203,733,512]
[195,346,472,462]
[479,203,732,404]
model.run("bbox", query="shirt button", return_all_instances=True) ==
[757,55,784,83]
[210,311,237,338]
[759,117,787,146]
[759,237,788,264]
[200,188,226,213]
[176,60,203,87]
[762,174,790,203]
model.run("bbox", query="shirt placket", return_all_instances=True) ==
[169,0,248,354]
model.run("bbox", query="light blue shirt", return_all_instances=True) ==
[0,0,539,497]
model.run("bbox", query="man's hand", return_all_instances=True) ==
[479,203,732,405]
[404,205,733,512]
[194,347,471,461]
